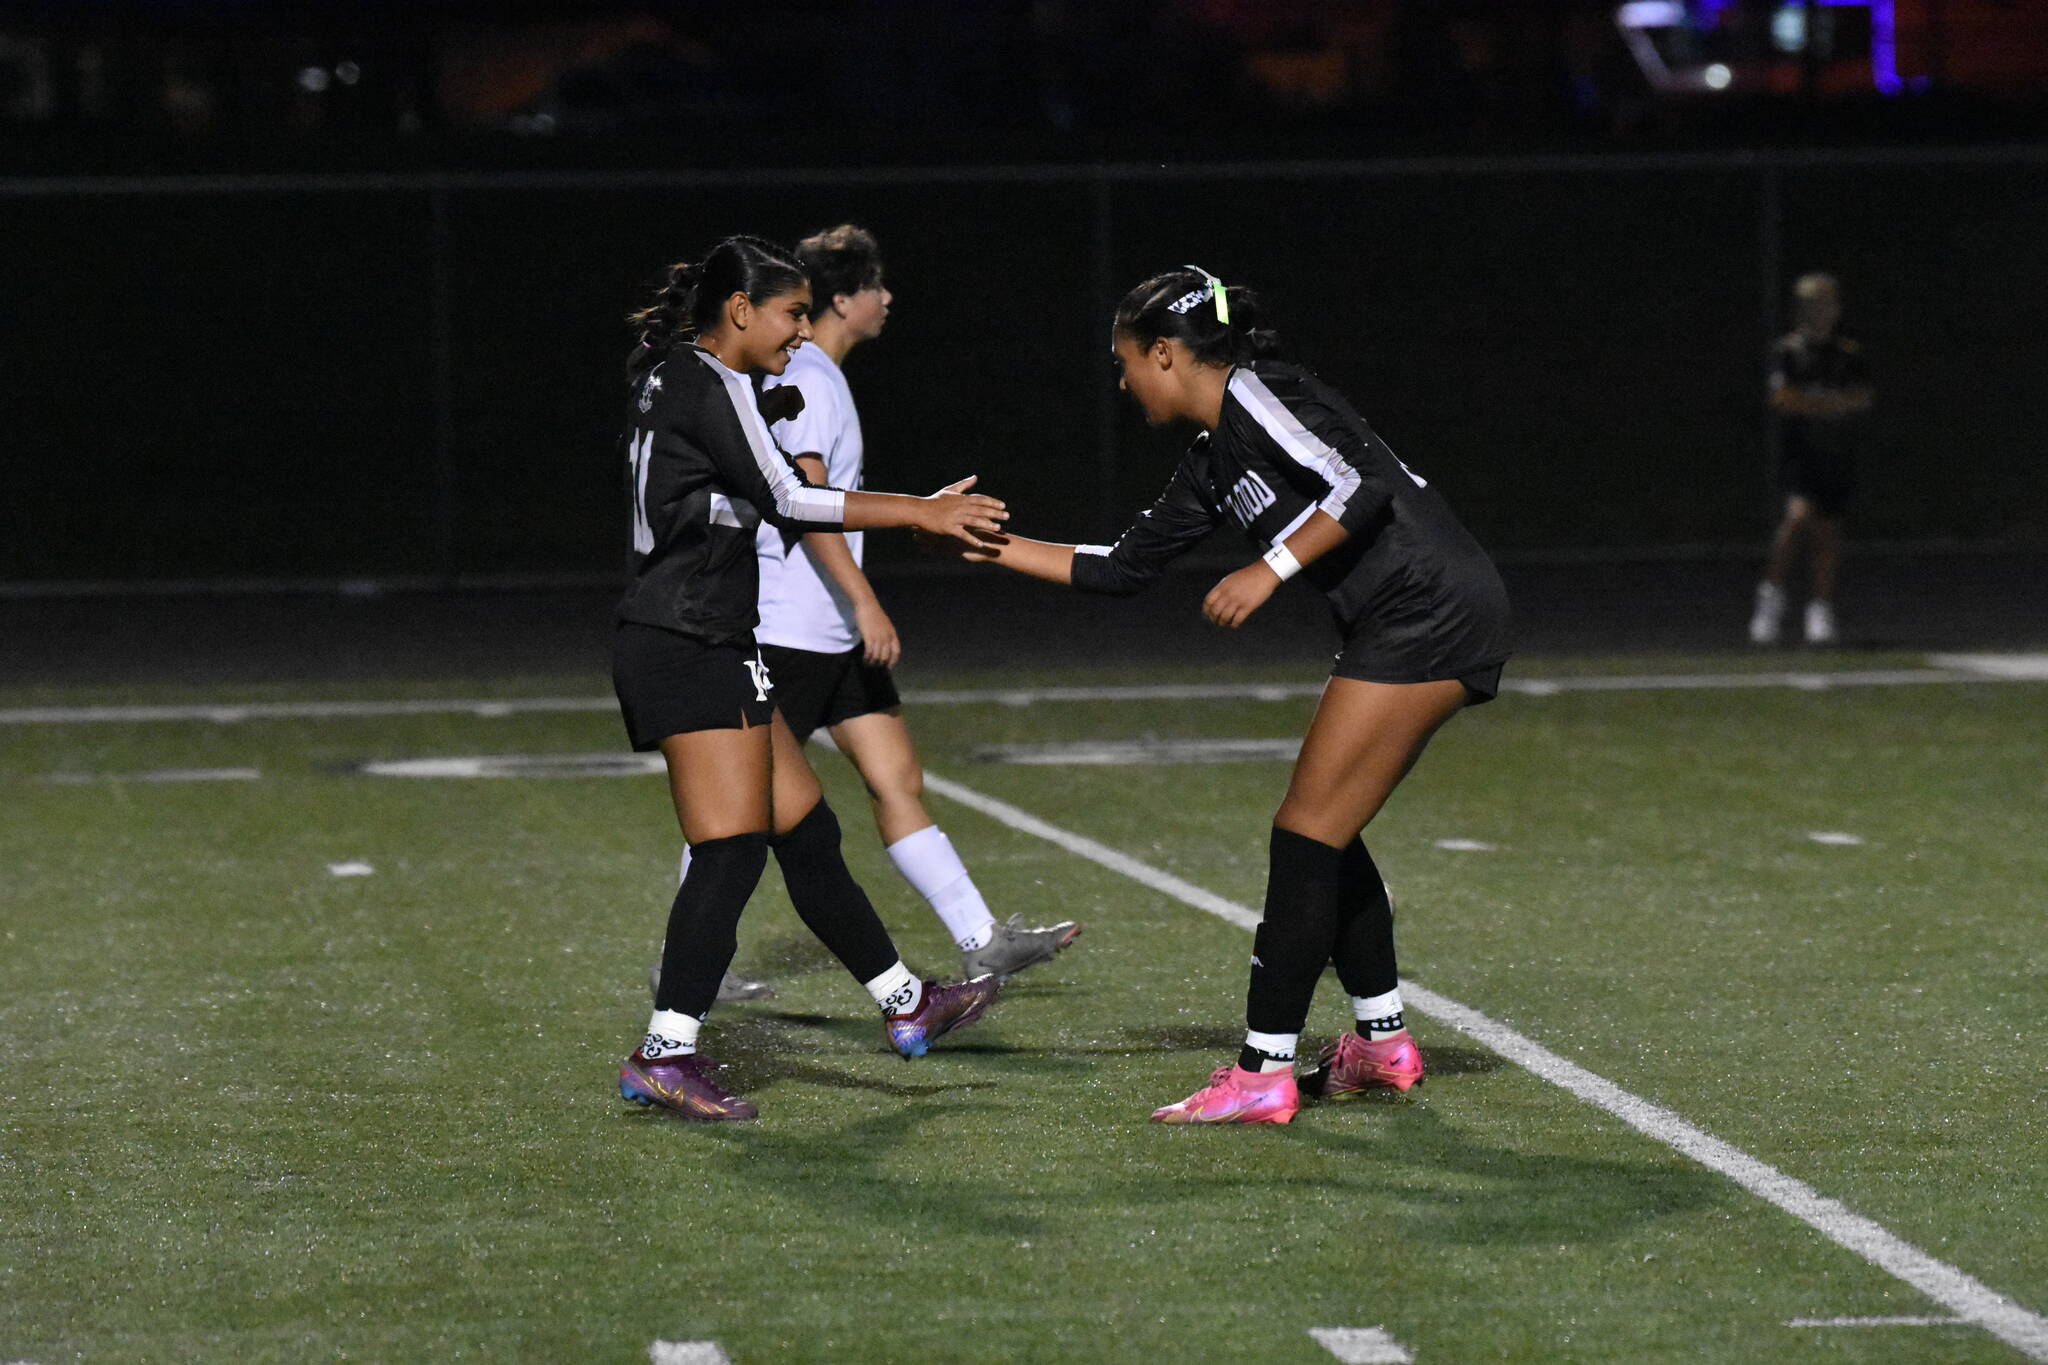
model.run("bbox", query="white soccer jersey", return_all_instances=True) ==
[757,345,865,652]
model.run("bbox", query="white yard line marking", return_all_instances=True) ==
[5,658,2045,727]
[326,861,376,877]
[648,1343,733,1365]
[1931,653,2048,680]
[1309,1325,1415,1363]
[1786,1315,1965,1327]
[0,697,618,725]
[358,753,665,779]
[38,766,262,784]
[971,737,1301,765]
[1806,831,1867,846]
[1432,838,1499,852]
[920,770,2048,1364]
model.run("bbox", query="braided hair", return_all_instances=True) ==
[627,235,809,373]
[1112,265,1282,367]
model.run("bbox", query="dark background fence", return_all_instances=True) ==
[5,146,2043,587]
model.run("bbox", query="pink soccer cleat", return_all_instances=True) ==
[1304,1029,1425,1099]
[1150,1063,1299,1125]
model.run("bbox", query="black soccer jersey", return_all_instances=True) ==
[1771,331,1870,462]
[615,345,846,645]
[1071,359,1510,682]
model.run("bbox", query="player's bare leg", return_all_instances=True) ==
[1155,678,1466,1124]
[664,723,772,842]
[830,709,930,844]
[766,708,826,835]
[833,709,1081,979]
[1276,677,1468,848]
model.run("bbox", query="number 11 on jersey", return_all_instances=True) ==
[628,429,654,553]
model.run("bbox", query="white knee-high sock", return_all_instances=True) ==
[886,825,997,951]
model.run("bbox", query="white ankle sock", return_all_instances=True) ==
[642,1008,701,1058]
[1244,1029,1298,1073]
[1352,987,1406,1039]
[886,825,996,951]
[865,961,923,1016]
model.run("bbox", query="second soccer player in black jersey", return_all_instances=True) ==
[958,266,1510,1124]
[613,235,1010,1123]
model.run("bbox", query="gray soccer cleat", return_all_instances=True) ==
[960,914,1082,980]
[648,962,777,1004]
[717,969,775,1002]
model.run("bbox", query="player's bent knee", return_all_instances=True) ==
[1272,797,1362,850]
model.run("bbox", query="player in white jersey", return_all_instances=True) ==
[757,224,1081,981]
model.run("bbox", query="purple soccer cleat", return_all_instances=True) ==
[619,1049,758,1121]
[883,976,1002,1059]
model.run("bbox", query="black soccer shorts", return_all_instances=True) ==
[758,643,902,743]
[612,622,775,750]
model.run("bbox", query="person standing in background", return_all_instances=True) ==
[758,225,1082,981]
[1750,273,1873,646]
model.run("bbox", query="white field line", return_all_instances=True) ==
[37,766,262,784]
[1308,1325,1415,1363]
[1786,1315,1965,1328]
[3,661,2043,727]
[0,697,618,725]
[920,770,2048,1364]
[647,1343,733,1365]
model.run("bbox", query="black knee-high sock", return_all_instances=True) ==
[772,798,899,985]
[653,831,769,1019]
[1245,826,1348,1039]
[1330,838,1399,1000]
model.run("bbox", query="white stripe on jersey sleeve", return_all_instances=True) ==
[1265,502,1317,550]
[1227,370,1362,522]
[708,493,758,529]
[1073,544,1113,556]
[696,351,846,525]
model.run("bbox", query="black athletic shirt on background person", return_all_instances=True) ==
[1071,358,1510,687]
[1772,331,1870,459]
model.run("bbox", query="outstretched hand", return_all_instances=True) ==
[1203,562,1281,629]
[919,476,1008,548]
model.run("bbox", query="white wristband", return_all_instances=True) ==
[1261,542,1303,582]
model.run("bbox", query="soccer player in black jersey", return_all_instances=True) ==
[956,266,1511,1124]
[1749,272,1873,646]
[611,236,1010,1122]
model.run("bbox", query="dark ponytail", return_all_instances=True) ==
[627,234,809,371]
[1112,265,1282,368]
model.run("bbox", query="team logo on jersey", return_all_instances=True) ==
[637,368,663,414]
[743,657,771,702]
[1223,471,1278,527]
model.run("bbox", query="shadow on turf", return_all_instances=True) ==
[1288,1107,1729,1246]
[686,1100,1045,1238]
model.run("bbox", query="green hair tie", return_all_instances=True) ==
[1185,263,1230,325]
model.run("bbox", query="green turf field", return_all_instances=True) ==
[3,655,2043,1364]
